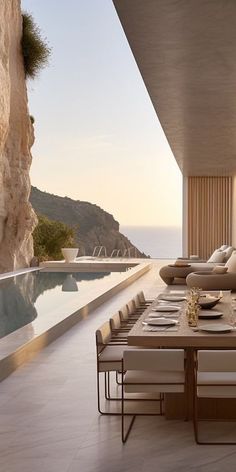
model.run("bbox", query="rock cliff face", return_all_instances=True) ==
[0,0,37,273]
[30,187,147,258]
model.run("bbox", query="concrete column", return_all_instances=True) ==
[182,176,188,257]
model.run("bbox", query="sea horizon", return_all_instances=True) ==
[120,225,182,259]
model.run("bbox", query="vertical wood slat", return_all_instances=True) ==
[187,177,232,260]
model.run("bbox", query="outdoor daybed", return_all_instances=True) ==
[186,271,236,291]
[159,245,234,285]
[159,262,219,285]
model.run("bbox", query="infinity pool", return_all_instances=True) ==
[0,269,131,338]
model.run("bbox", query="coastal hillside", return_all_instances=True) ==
[30,187,147,258]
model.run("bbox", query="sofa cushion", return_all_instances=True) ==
[219,245,229,251]
[207,250,225,263]
[212,266,228,274]
[223,246,234,261]
[225,251,236,272]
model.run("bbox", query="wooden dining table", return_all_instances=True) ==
[127,291,236,419]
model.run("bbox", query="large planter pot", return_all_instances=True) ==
[62,274,78,291]
[61,248,79,263]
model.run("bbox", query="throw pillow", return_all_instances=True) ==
[207,250,226,263]
[225,252,236,272]
[212,266,228,274]
[223,246,234,261]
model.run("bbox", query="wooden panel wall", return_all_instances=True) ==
[187,177,232,259]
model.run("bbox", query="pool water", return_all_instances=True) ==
[0,270,130,338]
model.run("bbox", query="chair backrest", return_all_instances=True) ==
[123,349,185,372]
[198,350,236,372]
[119,305,129,321]
[137,291,145,303]
[96,321,111,353]
[127,300,136,315]
[133,294,141,308]
[110,312,121,330]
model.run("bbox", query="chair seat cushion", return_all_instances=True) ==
[197,372,236,398]
[111,332,128,339]
[124,370,184,393]
[99,345,139,372]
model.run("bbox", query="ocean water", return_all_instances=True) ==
[121,226,182,259]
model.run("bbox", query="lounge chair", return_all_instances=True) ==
[186,251,236,291]
[159,246,234,285]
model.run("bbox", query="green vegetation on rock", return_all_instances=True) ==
[21,12,51,79]
[30,187,147,258]
[33,215,76,261]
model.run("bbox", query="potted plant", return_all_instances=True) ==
[61,247,79,263]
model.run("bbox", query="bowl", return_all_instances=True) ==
[61,248,79,263]
[198,297,220,309]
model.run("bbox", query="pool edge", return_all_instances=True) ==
[0,261,151,381]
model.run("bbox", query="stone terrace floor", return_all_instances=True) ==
[1,260,236,472]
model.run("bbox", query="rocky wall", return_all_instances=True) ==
[0,0,37,272]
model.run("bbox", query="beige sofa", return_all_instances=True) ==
[185,250,236,291]
[159,245,234,285]
[159,263,221,285]
[186,271,236,291]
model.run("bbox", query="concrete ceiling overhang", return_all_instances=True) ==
[113,0,236,176]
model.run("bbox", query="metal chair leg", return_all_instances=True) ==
[121,368,136,443]
[97,371,122,416]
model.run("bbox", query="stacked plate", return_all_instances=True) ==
[143,317,178,327]
[198,324,233,333]
[150,305,180,319]
[151,305,180,313]
[159,295,186,302]
[198,310,223,320]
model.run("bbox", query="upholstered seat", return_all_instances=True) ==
[99,345,133,372]
[194,350,236,443]
[96,320,141,415]
[159,263,218,285]
[187,251,236,290]
[121,349,186,442]
[197,372,236,397]
[124,370,185,393]
[187,271,236,290]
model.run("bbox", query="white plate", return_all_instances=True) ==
[199,323,232,333]
[152,305,180,312]
[159,296,186,302]
[198,310,223,319]
[169,290,186,295]
[148,314,180,319]
[144,317,177,326]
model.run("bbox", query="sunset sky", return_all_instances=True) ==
[22,0,182,227]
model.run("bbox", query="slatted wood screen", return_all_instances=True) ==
[187,176,232,260]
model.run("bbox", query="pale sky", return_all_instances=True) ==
[22,0,182,227]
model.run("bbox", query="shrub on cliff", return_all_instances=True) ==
[33,215,76,261]
[21,12,51,79]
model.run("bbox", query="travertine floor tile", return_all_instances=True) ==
[2,261,236,472]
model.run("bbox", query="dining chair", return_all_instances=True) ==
[96,321,128,414]
[137,291,154,306]
[110,312,130,341]
[119,305,137,326]
[194,349,236,444]
[121,349,186,442]
[127,299,142,318]
[96,322,145,413]
[132,294,147,313]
